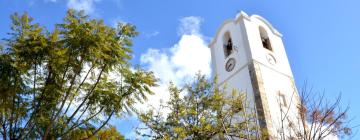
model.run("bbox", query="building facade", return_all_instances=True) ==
[209,11,301,139]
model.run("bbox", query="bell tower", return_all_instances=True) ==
[209,11,300,139]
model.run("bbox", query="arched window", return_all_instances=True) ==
[223,31,233,58]
[259,26,272,51]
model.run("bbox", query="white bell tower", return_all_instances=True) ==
[209,11,300,139]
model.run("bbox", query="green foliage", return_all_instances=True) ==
[66,125,125,140]
[0,9,156,139]
[137,74,263,140]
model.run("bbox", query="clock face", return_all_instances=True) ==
[266,54,276,65]
[225,58,236,72]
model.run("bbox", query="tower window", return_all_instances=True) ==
[259,26,272,51]
[278,93,287,107]
[223,32,233,58]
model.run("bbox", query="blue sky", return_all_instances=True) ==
[1,0,360,139]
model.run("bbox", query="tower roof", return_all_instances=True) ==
[209,11,282,47]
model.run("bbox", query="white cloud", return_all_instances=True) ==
[145,31,160,38]
[67,0,100,14]
[170,34,211,79]
[178,16,203,36]
[136,16,211,113]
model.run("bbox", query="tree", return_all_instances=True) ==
[0,9,157,139]
[137,74,264,140]
[137,73,356,140]
[276,85,354,140]
[67,125,125,140]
